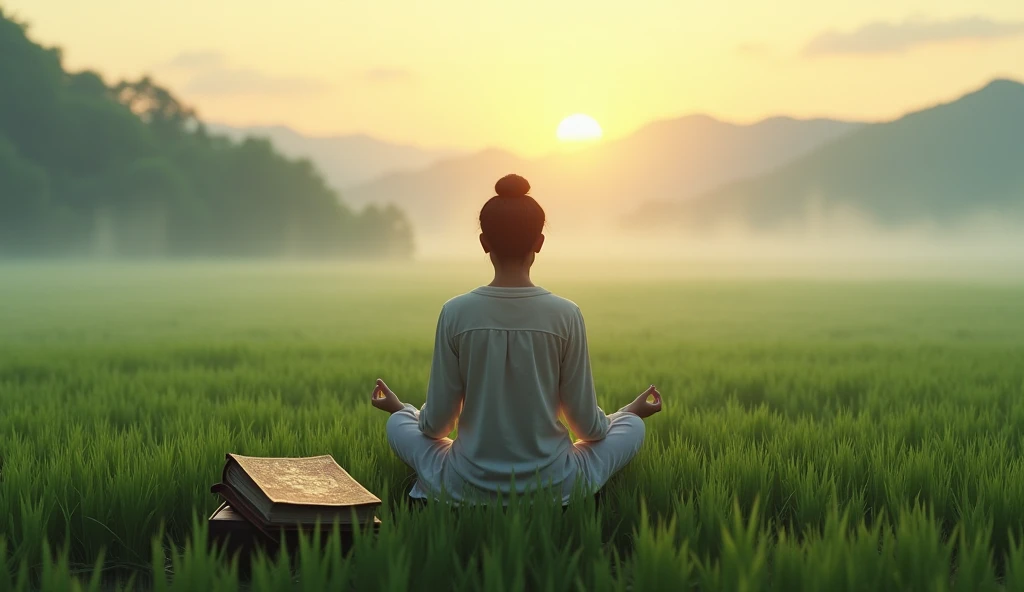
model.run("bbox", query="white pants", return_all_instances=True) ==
[385,409,645,504]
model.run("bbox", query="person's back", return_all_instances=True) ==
[432,288,601,494]
[371,174,663,504]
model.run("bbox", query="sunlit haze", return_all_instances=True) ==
[3,0,1024,263]
[6,0,1024,156]
[5,3,1024,587]
[557,114,603,143]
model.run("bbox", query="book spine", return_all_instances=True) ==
[222,453,234,485]
[210,483,277,540]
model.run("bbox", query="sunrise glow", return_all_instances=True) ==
[556,114,603,143]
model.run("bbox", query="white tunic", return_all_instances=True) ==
[412,285,618,493]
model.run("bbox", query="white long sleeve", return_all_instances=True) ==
[418,308,464,439]
[558,308,610,442]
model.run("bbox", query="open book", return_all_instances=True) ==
[210,454,381,531]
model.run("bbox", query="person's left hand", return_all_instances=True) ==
[370,378,405,414]
[622,385,663,419]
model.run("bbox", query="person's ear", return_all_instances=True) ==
[534,234,545,254]
[479,233,491,254]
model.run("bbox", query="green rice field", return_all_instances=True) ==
[3,261,1024,591]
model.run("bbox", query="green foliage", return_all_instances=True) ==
[0,136,50,252]
[0,10,413,259]
[1,263,1024,590]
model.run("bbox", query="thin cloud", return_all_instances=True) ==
[163,51,224,69]
[736,42,773,58]
[157,50,328,97]
[361,67,417,85]
[183,69,329,96]
[804,16,1024,56]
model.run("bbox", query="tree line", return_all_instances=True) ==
[0,10,413,259]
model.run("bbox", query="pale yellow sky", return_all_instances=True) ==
[6,0,1024,156]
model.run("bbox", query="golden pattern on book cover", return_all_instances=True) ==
[228,454,381,507]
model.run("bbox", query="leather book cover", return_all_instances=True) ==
[224,454,381,508]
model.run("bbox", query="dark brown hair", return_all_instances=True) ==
[479,174,545,260]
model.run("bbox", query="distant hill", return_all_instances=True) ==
[345,116,860,255]
[206,124,462,189]
[631,79,1024,234]
[343,148,531,246]
[0,10,412,259]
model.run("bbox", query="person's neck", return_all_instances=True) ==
[488,264,534,288]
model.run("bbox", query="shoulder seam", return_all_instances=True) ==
[452,327,569,341]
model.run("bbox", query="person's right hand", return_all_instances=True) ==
[622,385,663,419]
[370,379,405,414]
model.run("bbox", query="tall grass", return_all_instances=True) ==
[2,262,1023,590]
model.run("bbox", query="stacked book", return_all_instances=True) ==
[208,453,381,557]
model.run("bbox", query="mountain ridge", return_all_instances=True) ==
[345,114,862,255]
[206,123,464,189]
[628,78,1024,233]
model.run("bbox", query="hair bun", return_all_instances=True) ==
[495,174,530,198]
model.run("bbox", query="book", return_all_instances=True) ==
[208,501,381,535]
[207,501,274,551]
[210,454,381,531]
[207,501,381,570]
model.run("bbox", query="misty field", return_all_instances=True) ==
[2,262,1024,591]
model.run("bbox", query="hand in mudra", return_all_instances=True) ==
[623,385,663,419]
[370,378,405,414]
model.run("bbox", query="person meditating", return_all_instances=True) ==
[370,174,663,504]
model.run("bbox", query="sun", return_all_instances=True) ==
[556,114,603,143]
